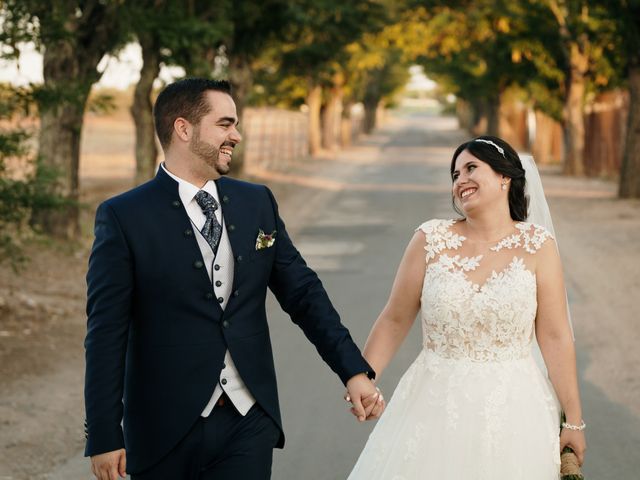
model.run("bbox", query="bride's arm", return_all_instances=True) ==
[362,231,426,379]
[535,239,586,463]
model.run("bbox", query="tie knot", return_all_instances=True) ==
[194,190,219,216]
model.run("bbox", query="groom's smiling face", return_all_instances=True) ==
[189,90,242,176]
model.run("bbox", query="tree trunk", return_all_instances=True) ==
[307,82,322,156]
[131,32,160,185]
[499,95,528,150]
[563,43,588,175]
[456,99,474,132]
[619,65,640,197]
[322,77,343,152]
[363,99,378,134]
[31,42,97,238]
[228,54,253,173]
[30,1,123,238]
[469,98,487,135]
[486,94,500,137]
[584,90,627,177]
[532,110,563,165]
[341,102,353,147]
[35,88,87,238]
[376,100,387,128]
[363,69,383,134]
[546,1,589,175]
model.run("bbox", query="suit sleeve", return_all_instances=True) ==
[264,187,374,385]
[84,202,133,456]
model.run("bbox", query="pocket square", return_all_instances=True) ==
[255,229,276,250]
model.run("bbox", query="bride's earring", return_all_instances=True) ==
[501,180,509,191]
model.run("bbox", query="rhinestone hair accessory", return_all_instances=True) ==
[474,139,506,157]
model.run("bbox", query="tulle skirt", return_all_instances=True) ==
[348,349,561,479]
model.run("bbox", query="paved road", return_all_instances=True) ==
[48,112,640,479]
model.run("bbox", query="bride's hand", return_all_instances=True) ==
[560,429,586,465]
[344,386,385,420]
[360,388,385,420]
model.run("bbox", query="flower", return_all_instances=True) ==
[255,229,276,250]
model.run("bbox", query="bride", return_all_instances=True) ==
[348,136,586,479]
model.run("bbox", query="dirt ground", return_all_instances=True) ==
[1,111,639,479]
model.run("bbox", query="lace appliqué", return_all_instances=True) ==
[417,219,465,261]
[423,256,537,361]
[439,254,482,272]
[491,223,553,254]
[416,219,553,362]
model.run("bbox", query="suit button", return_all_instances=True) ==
[172,200,181,208]
[228,224,236,231]
[222,320,230,328]
[194,260,204,269]
[221,378,227,385]
[205,292,214,300]
[233,290,239,297]
[184,229,193,237]
[215,280,222,287]
[214,264,221,271]
[236,255,243,262]
[217,297,224,303]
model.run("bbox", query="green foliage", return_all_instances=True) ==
[281,0,387,73]
[250,0,392,107]
[0,84,65,270]
[124,1,230,77]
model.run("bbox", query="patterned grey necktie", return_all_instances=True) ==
[194,190,222,254]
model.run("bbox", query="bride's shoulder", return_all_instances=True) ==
[415,218,459,235]
[516,221,556,253]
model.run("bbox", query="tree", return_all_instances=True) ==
[217,0,292,171]
[127,1,228,184]
[539,0,618,175]
[279,0,387,155]
[0,84,63,268]
[344,33,411,133]
[405,3,541,136]
[1,0,128,238]
[617,0,640,198]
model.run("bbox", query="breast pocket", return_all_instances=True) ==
[250,247,275,263]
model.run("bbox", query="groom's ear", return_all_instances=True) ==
[173,117,192,143]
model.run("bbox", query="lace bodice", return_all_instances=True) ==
[417,219,553,362]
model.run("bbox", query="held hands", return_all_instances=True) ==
[91,448,126,480]
[345,373,385,422]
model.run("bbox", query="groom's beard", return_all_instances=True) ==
[189,128,230,176]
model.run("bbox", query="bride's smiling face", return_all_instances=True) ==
[452,150,508,214]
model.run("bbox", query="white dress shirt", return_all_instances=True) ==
[161,163,256,416]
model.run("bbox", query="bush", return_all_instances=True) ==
[0,84,65,270]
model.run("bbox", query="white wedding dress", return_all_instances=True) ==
[349,219,561,480]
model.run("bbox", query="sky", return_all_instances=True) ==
[0,42,184,89]
[0,42,435,92]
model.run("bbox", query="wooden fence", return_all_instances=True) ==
[242,107,309,169]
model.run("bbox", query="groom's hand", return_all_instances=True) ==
[346,373,384,422]
[91,448,126,480]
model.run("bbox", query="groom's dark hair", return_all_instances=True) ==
[153,78,232,149]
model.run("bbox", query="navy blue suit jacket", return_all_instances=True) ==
[84,168,373,473]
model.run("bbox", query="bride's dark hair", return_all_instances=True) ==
[450,135,528,221]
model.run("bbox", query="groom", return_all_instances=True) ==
[84,78,382,480]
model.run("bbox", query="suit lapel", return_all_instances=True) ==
[155,168,222,308]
